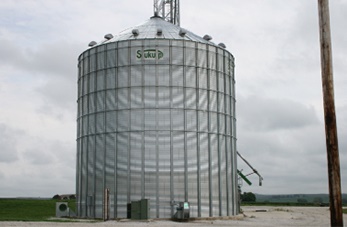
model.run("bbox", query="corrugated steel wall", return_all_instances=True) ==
[76,39,237,218]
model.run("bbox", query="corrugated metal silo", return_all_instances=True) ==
[76,15,237,219]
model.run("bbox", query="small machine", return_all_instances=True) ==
[174,202,190,220]
[56,202,69,217]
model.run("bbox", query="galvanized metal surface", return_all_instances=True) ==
[76,17,237,219]
[154,0,180,26]
[87,17,216,49]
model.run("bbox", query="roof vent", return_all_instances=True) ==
[179,28,187,37]
[218,43,226,48]
[157,28,163,36]
[132,29,139,36]
[203,35,212,41]
[88,41,97,47]
[104,34,113,40]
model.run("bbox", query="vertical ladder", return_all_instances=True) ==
[154,0,180,26]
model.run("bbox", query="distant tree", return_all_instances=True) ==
[297,198,308,203]
[69,194,76,199]
[313,197,323,204]
[52,194,60,200]
[241,192,256,202]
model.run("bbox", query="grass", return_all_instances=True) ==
[0,198,345,221]
[0,198,76,221]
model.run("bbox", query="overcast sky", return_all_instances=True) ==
[0,0,346,197]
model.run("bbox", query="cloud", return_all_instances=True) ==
[0,132,75,197]
[236,95,329,194]
[0,37,80,114]
[0,124,22,163]
[0,0,346,197]
[0,37,80,78]
[237,96,347,194]
[238,95,319,131]
[237,124,329,194]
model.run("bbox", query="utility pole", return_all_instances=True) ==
[317,0,343,226]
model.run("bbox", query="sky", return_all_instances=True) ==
[0,0,346,197]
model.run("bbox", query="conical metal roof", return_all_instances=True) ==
[90,16,220,47]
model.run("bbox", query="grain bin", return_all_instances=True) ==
[76,15,237,219]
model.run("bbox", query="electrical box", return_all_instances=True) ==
[130,199,150,220]
[140,199,149,219]
[131,200,141,220]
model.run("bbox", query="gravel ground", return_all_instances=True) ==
[1,206,346,227]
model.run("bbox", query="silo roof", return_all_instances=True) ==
[91,16,221,47]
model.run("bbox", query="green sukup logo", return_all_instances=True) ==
[137,49,163,59]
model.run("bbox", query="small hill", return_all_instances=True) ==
[255,193,347,204]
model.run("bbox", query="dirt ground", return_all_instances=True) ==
[1,206,346,226]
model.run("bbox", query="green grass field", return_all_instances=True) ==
[0,198,345,221]
[0,198,76,221]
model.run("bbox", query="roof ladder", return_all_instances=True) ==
[154,0,180,26]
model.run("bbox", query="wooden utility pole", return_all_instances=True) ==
[317,0,343,226]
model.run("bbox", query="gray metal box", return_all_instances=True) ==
[56,202,69,217]
[130,199,149,220]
